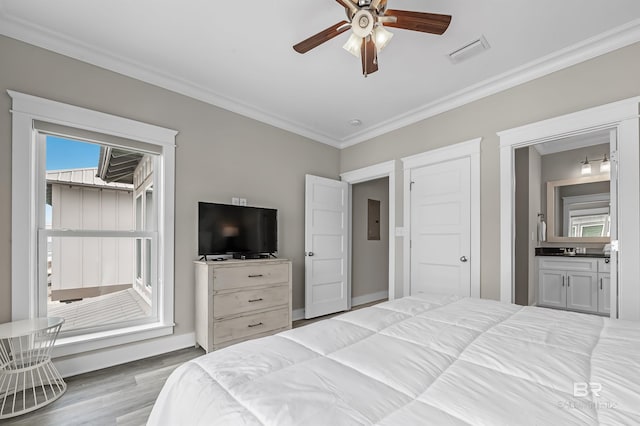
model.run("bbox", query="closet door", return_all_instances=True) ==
[410,157,471,297]
[539,270,565,308]
[566,272,598,313]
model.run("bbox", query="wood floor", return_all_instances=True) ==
[1,347,205,426]
[3,298,386,426]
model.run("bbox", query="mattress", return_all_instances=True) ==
[148,294,640,425]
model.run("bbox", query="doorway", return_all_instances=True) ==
[303,161,396,319]
[351,177,390,305]
[499,96,640,320]
[513,133,613,316]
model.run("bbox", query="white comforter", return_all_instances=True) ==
[148,294,640,425]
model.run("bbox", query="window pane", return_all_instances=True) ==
[43,135,159,335]
[45,136,160,233]
[145,187,154,231]
[145,238,152,288]
[136,195,143,231]
[136,238,142,280]
[48,236,152,333]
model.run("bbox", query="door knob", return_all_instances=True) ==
[460,256,468,262]
[307,252,314,257]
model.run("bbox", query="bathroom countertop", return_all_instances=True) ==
[534,247,609,258]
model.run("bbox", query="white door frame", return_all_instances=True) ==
[497,96,640,321]
[341,160,396,301]
[401,138,482,298]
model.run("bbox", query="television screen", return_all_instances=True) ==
[198,202,277,255]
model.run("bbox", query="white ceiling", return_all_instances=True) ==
[1,1,639,148]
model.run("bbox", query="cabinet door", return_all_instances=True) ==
[566,272,598,313]
[598,274,611,315]
[539,270,566,308]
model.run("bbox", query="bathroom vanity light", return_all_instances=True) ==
[580,154,610,175]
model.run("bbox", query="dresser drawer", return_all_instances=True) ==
[537,257,597,273]
[213,307,289,345]
[213,263,289,290]
[213,285,289,319]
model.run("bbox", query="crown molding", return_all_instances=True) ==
[0,9,343,148]
[337,18,640,149]
[1,7,639,151]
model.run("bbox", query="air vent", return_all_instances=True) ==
[449,36,490,64]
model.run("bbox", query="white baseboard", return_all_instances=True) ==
[351,290,388,307]
[53,332,196,378]
[292,291,389,322]
[292,308,305,322]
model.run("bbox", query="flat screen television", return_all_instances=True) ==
[198,202,277,256]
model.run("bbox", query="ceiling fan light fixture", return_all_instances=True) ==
[343,33,363,57]
[373,25,393,52]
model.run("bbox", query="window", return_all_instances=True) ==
[42,137,158,335]
[9,91,176,355]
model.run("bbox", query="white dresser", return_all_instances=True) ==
[194,258,292,352]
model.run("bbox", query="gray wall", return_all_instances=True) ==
[541,143,610,183]
[0,35,340,326]
[340,42,640,300]
[351,178,389,300]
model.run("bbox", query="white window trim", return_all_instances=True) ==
[8,90,178,355]
[400,138,482,299]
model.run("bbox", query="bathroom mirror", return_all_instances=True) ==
[546,174,611,243]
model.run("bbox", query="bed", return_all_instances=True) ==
[148,294,640,425]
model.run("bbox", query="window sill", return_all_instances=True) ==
[52,322,175,358]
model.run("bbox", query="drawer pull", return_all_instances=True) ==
[248,274,264,278]
[248,298,264,303]
[248,322,263,328]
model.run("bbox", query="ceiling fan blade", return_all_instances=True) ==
[383,10,451,35]
[360,36,378,76]
[293,20,350,54]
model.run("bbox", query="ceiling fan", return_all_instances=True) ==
[293,0,451,77]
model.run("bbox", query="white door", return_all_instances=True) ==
[539,270,566,308]
[410,157,471,296]
[304,175,349,319]
[566,271,598,313]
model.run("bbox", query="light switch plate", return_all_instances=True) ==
[239,198,247,206]
[232,197,240,205]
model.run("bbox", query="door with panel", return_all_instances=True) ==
[566,271,598,313]
[539,270,566,308]
[304,175,349,319]
[410,157,471,296]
